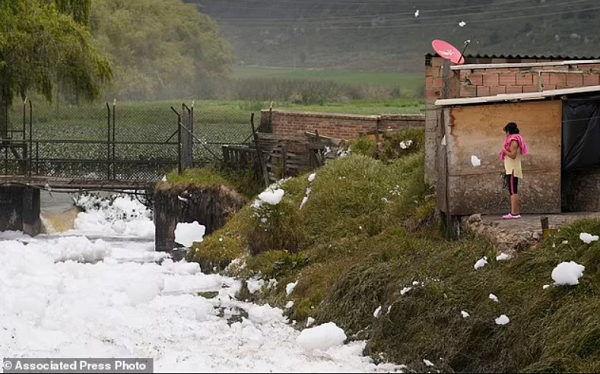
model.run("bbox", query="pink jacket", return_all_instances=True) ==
[500,134,528,161]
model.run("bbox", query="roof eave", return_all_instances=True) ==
[435,85,600,106]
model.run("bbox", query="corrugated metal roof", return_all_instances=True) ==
[435,85,600,106]
[426,52,600,60]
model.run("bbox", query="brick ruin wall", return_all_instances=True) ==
[259,110,425,142]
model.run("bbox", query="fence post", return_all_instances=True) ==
[178,114,182,174]
[170,107,182,174]
[251,113,269,187]
[106,102,111,180]
[190,102,194,166]
[112,99,116,179]
[268,104,273,132]
[181,103,193,170]
[22,98,26,138]
[281,144,287,178]
[28,100,32,177]
[21,98,27,176]
[181,103,188,170]
[189,101,194,167]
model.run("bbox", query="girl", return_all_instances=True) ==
[500,122,528,219]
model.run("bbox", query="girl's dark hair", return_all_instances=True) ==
[504,122,519,134]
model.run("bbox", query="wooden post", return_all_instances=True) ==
[314,130,322,168]
[281,144,287,178]
[541,216,549,231]
[251,113,270,188]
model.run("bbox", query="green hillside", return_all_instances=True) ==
[180,129,600,373]
[185,0,600,73]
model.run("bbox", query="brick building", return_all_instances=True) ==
[425,54,600,216]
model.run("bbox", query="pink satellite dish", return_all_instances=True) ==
[432,39,465,65]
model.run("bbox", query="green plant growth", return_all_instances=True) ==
[347,127,425,163]
[188,207,253,274]
[185,123,600,372]
[315,218,600,373]
[91,0,233,101]
[248,194,306,255]
[187,127,434,320]
[166,167,233,187]
[0,0,112,134]
[166,165,263,200]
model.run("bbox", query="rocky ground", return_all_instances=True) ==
[462,212,600,254]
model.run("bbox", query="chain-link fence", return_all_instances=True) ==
[1,100,254,181]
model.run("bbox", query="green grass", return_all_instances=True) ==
[232,66,424,92]
[273,98,424,115]
[183,126,600,372]
[187,128,431,301]
[166,166,262,200]
[337,219,600,373]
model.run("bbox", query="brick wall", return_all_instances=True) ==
[260,110,424,141]
[425,56,600,102]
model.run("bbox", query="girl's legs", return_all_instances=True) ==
[511,193,520,216]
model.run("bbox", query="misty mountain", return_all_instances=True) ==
[184,0,600,73]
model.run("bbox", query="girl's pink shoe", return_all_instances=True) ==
[502,214,521,219]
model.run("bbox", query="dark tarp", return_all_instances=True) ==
[562,95,600,170]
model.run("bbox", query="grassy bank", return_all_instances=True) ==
[161,125,600,371]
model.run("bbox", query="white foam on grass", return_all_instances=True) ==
[552,261,585,286]
[474,256,488,270]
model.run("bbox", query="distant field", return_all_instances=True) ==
[232,66,424,94]
[274,99,424,115]
[10,99,424,138]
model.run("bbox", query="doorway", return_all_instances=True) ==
[561,94,600,212]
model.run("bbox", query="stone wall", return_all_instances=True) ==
[0,186,40,236]
[153,183,247,255]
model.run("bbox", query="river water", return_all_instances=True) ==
[0,191,404,372]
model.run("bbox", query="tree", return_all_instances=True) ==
[0,1,112,137]
[91,0,234,100]
[54,0,92,26]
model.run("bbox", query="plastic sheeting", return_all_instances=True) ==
[562,95,600,170]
